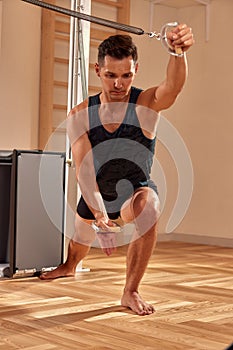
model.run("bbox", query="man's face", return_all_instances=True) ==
[95,55,138,102]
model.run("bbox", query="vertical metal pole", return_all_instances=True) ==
[64,0,90,269]
[78,19,88,100]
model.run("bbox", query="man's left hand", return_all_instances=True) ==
[168,23,194,53]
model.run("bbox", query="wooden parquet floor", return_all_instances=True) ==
[0,241,233,350]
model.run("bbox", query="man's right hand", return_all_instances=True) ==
[92,218,121,256]
[96,231,117,256]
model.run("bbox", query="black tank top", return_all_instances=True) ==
[88,86,157,213]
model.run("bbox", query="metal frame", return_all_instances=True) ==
[5,150,66,278]
[64,0,91,270]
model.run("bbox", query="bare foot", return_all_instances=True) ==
[121,291,155,316]
[39,263,75,280]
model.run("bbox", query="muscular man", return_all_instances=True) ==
[40,24,194,316]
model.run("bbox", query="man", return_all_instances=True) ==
[40,24,194,316]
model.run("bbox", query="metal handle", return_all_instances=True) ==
[160,22,184,57]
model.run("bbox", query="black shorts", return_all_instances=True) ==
[76,180,158,220]
[77,196,120,220]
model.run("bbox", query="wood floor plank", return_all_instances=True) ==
[0,241,233,349]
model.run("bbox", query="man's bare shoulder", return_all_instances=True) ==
[67,99,89,143]
[69,99,88,117]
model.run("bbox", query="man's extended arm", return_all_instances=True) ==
[138,23,194,112]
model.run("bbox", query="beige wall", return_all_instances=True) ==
[0,0,41,150]
[131,0,233,242]
[0,0,232,243]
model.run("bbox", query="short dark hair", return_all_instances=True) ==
[97,34,138,65]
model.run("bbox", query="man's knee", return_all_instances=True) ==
[121,187,160,236]
[133,188,160,223]
[130,188,160,236]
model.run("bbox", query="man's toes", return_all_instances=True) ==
[140,303,155,315]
